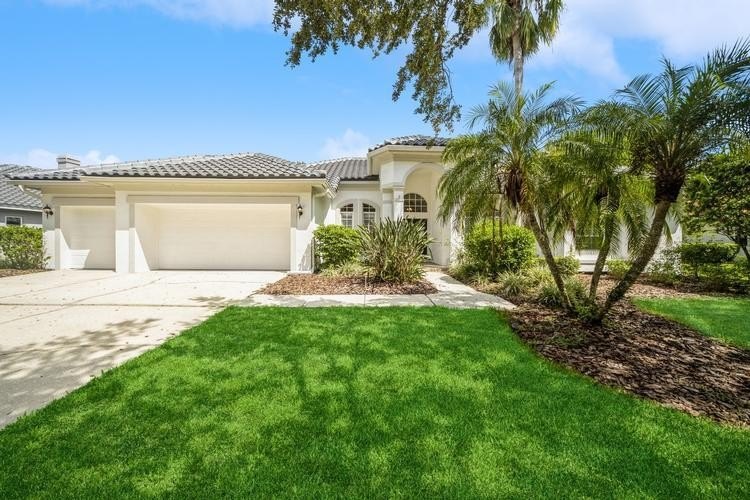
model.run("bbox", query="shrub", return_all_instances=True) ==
[555,256,580,277]
[496,271,530,298]
[606,259,629,280]
[0,226,46,269]
[645,248,681,285]
[700,262,750,294]
[320,261,367,278]
[535,277,587,308]
[677,242,738,276]
[358,218,432,283]
[464,222,536,275]
[524,266,554,288]
[314,225,360,270]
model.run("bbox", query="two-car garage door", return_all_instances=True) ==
[61,203,292,270]
[155,204,290,270]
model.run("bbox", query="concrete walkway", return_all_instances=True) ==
[241,272,515,309]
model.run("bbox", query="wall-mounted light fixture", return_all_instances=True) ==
[42,205,54,217]
[296,203,304,217]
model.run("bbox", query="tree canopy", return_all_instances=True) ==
[273,0,563,132]
[684,145,750,260]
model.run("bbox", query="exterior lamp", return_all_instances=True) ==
[42,205,54,217]
[296,203,304,217]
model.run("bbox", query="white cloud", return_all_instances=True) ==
[462,0,750,84]
[81,150,120,165]
[0,149,120,169]
[320,129,370,159]
[44,0,274,27]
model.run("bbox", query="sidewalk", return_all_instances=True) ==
[239,272,515,309]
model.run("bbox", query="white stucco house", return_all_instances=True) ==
[9,136,461,272]
[9,134,678,273]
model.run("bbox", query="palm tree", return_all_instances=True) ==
[547,127,653,301]
[438,81,582,309]
[591,40,750,320]
[488,0,563,93]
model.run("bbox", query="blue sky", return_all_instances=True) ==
[1,0,747,167]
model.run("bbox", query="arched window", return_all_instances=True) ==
[340,203,354,228]
[404,193,427,214]
[362,203,377,228]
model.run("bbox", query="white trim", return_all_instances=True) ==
[50,197,115,207]
[0,206,42,212]
[127,195,297,205]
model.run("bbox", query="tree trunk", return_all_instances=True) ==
[596,200,672,320]
[733,235,750,262]
[522,205,573,310]
[511,4,524,94]
[588,219,614,301]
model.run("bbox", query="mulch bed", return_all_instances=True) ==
[508,298,750,427]
[0,269,46,279]
[261,274,438,295]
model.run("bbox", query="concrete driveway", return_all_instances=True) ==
[0,270,283,428]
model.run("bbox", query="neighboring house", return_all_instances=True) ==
[0,165,43,227]
[9,136,678,272]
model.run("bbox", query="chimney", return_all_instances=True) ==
[56,155,81,170]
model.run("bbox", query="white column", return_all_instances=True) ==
[393,187,404,219]
[115,191,130,273]
[293,192,314,272]
[42,196,58,269]
[382,190,393,220]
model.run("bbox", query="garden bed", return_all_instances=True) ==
[508,300,750,427]
[0,269,46,279]
[261,274,437,295]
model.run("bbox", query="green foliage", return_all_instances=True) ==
[463,221,537,275]
[606,259,630,280]
[358,218,432,283]
[536,276,588,308]
[320,261,367,278]
[695,262,750,294]
[677,242,738,269]
[274,1,562,132]
[495,271,529,298]
[0,226,46,270]
[524,266,554,288]
[314,225,360,270]
[554,256,580,277]
[683,146,750,257]
[645,248,682,286]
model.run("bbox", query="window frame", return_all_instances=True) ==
[337,200,379,228]
[339,203,355,228]
[404,193,428,214]
[361,203,377,228]
[4,216,22,226]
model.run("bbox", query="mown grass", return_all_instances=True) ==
[635,296,750,349]
[0,307,748,498]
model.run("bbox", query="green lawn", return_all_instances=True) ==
[0,307,748,498]
[635,296,750,349]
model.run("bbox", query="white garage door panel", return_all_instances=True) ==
[157,204,290,270]
[62,206,116,270]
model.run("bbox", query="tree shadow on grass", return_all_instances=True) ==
[0,307,748,498]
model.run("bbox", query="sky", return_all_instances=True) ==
[1,0,748,168]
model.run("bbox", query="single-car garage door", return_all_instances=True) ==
[61,206,116,269]
[156,204,291,270]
